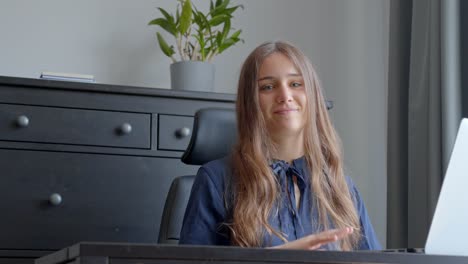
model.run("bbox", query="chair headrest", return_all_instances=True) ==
[181,108,237,165]
[181,101,333,165]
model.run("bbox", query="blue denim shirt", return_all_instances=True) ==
[179,156,381,250]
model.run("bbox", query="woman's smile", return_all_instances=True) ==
[273,107,300,115]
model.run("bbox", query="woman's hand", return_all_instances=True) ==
[271,227,353,250]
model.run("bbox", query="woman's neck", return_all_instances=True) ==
[271,132,305,163]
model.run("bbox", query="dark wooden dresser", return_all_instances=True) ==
[0,76,235,263]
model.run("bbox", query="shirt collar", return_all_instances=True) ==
[269,156,307,185]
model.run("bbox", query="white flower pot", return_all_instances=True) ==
[170,61,215,92]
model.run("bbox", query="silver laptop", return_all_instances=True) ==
[425,118,468,256]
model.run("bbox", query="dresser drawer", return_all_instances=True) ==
[157,114,194,151]
[0,104,150,149]
[0,149,197,250]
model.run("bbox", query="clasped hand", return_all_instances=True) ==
[271,227,353,250]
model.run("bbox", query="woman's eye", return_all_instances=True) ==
[291,82,302,87]
[260,84,274,91]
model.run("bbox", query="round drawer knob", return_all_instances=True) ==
[16,115,29,127]
[176,127,191,138]
[49,193,62,206]
[119,123,132,134]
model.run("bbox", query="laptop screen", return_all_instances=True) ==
[425,118,468,256]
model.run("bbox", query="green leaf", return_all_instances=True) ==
[218,30,242,54]
[216,31,223,46]
[221,19,230,40]
[158,7,174,24]
[157,32,175,57]
[198,11,211,30]
[210,0,230,17]
[197,12,215,50]
[210,0,214,11]
[215,0,223,7]
[209,14,229,27]
[179,0,192,34]
[176,5,180,25]
[225,5,243,15]
[205,35,217,43]
[218,39,237,53]
[192,9,201,26]
[194,30,207,60]
[230,29,241,39]
[192,33,203,48]
[148,17,163,26]
[148,18,177,36]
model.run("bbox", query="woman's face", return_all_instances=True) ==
[257,52,308,138]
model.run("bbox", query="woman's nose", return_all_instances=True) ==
[276,84,292,103]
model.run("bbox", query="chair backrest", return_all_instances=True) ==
[181,107,237,165]
[158,175,196,244]
[158,108,237,244]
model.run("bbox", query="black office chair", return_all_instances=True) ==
[158,107,237,244]
[157,102,334,244]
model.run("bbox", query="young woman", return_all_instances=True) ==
[179,41,381,250]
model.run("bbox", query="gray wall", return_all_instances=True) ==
[0,0,389,247]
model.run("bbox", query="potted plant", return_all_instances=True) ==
[149,0,243,92]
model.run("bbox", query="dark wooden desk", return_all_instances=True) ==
[0,250,52,264]
[35,242,468,264]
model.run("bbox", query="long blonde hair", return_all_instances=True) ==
[229,41,360,250]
